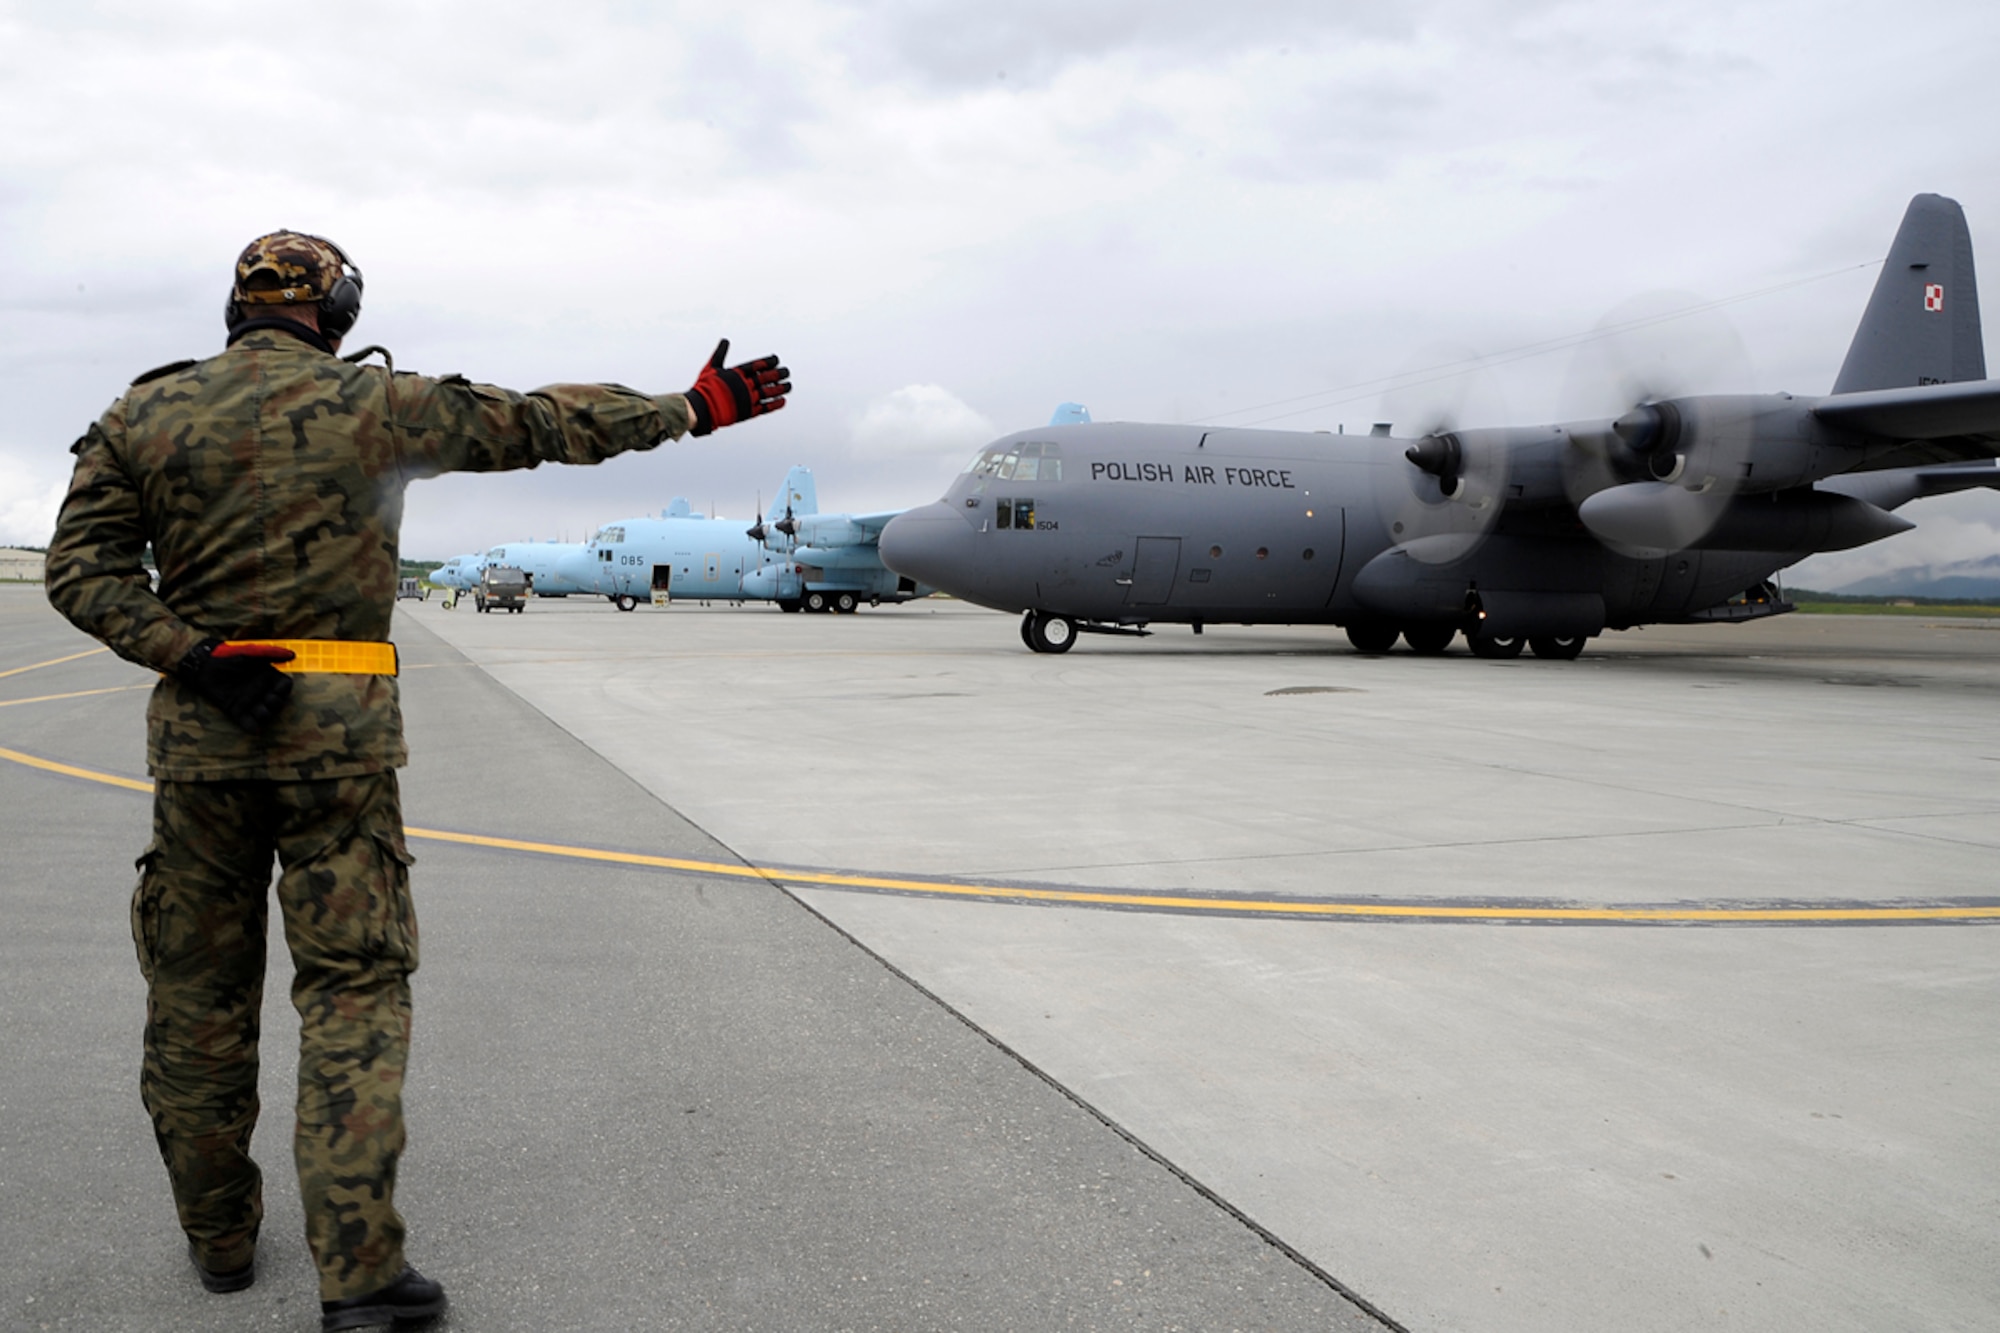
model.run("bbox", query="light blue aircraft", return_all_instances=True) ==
[481,539,595,595]
[429,552,486,591]
[563,465,929,612]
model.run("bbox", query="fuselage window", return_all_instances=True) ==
[1255,547,1269,560]
[996,498,1013,529]
[1303,548,1315,560]
[1209,545,1223,558]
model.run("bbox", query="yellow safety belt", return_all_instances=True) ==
[224,640,400,676]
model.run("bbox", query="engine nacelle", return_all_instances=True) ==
[788,515,868,549]
[1608,394,1851,496]
[792,543,886,570]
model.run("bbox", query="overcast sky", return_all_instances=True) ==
[3,0,1996,588]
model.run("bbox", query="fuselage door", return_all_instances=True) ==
[1125,537,1181,605]
[651,564,673,606]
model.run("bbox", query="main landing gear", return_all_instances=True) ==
[1347,620,1591,660]
[1466,630,1525,659]
[1528,634,1587,660]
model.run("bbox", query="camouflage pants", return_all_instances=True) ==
[133,771,419,1300]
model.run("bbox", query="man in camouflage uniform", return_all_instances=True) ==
[45,231,789,1329]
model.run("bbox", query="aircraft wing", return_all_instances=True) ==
[1818,459,2000,510]
[843,511,904,538]
[1813,379,2000,469]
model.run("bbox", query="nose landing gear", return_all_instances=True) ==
[1022,610,1078,653]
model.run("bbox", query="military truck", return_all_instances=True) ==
[475,565,528,614]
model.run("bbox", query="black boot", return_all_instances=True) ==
[188,1242,254,1294]
[320,1266,448,1330]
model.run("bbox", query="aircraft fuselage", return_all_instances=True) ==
[880,423,1794,638]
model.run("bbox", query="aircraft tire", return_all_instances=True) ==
[778,599,802,613]
[1529,634,1587,660]
[834,592,858,614]
[805,591,829,613]
[1345,622,1398,655]
[1467,632,1526,660]
[1403,624,1455,655]
[615,595,638,612]
[1019,612,1037,649]
[1027,612,1077,654]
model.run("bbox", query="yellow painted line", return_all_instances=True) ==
[0,647,109,680]
[3,745,1996,925]
[0,745,155,793]
[0,684,152,709]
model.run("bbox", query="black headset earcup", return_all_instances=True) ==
[319,273,362,340]
[224,296,243,330]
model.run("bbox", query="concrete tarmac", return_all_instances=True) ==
[5,584,1997,1331]
[0,585,1378,1333]
[409,594,2000,1333]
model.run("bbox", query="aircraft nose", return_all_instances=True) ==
[880,502,976,589]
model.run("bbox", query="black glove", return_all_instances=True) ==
[177,638,296,732]
[685,338,791,436]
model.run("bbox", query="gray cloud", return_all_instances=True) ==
[831,0,1417,89]
[2,0,1997,587]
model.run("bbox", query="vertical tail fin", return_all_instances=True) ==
[768,465,817,519]
[1833,193,1985,394]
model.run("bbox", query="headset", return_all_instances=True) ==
[224,231,365,340]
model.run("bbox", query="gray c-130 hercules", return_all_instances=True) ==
[879,194,2000,656]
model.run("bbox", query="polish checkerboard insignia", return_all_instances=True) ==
[1924,283,1944,311]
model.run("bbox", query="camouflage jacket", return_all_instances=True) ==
[46,329,696,781]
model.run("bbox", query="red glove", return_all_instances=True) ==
[685,338,790,436]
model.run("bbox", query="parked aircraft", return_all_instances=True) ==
[561,465,929,612]
[430,553,486,591]
[483,539,593,595]
[880,194,2000,656]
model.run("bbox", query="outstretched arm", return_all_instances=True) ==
[389,340,792,477]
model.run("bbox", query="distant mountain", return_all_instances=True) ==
[1835,554,2000,599]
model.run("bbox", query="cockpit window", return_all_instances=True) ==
[962,440,1063,482]
[598,526,625,545]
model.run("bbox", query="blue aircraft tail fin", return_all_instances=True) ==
[1833,194,1985,394]
[770,465,817,518]
[1049,402,1093,425]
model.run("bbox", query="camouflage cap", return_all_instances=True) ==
[232,230,347,306]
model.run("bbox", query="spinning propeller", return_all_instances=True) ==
[1374,345,1513,564]
[1557,294,1758,554]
